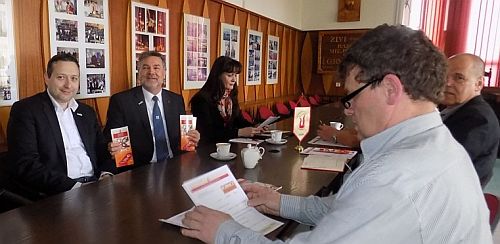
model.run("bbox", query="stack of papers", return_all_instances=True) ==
[229,138,264,145]
[301,154,346,172]
[308,136,350,148]
[257,116,280,128]
[301,147,357,159]
[160,165,283,235]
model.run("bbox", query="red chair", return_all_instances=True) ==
[297,96,310,107]
[275,102,290,116]
[313,94,321,104]
[308,96,319,106]
[241,111,254,125]
[485,193,500,231]
[288,100,297,110]
[258,106,275,121]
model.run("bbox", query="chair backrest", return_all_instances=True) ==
[275,102,290,116]
[308,96,319,106]
[297,96,310,107]
[485,193,500,231]
[0,152,33,213]
[313,94,321,104]
[288,100,297,110]
[258,106,275,121]
[241,111,254,125]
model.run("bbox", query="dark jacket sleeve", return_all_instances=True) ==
[191,95,240,144]
[7,101,76,196]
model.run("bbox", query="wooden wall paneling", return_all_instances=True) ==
[180,0,191,109]
[301,32,313,95]
[169,0,183,95]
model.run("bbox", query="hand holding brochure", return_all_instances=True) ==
[308,136,350,148]
[180,115,197,151]
[160,165,283,235]
[257,116,280,128]
[110,126,134,167]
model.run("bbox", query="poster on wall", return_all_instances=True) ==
[183,14,210,90]
[131,2,169,88]
[48,0,110,99]
[220,23,240,61]
[266,35,279,84]
[246,30,262,86]
[0,0,18,106]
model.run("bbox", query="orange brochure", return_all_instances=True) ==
[180,115,197,151]
[110,126,134,167]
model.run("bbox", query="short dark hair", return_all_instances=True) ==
[46,53,80,78]
[194,56,242,103]
[339,24,447,104]
[138,51,166,69]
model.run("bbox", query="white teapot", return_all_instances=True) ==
[241,144,265,169]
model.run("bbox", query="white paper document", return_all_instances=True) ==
[301,154,346,172]
[161,165,283,235]
[258,116,280,128]
[308,136,350,148]
[301,147,357,159]
[229,138,264,145]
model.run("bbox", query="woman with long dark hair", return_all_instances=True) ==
[190,56,263,143]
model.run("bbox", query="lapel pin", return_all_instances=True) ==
[76,113,83,117]
[138,101,144,106]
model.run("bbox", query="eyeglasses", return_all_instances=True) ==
[341,76,384,109]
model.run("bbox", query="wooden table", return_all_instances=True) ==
[0,103,350,243]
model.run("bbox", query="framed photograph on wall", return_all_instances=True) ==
[183,14,210,90]
[266,35,279,84]
[131,2,169,88]
[48,0,111,99]
[0,0,18,106]
[219,23,239,61]
[246,30,262,86]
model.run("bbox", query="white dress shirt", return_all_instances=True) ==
[142,87,172,162]
[216,111,492,244]
[47,91,94,179]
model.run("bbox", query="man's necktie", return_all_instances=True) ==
[152,96,172,162]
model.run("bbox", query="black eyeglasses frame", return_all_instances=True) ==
[340,76,385,109]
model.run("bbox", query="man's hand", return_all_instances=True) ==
[317,124,335,141]
[242,182,281,216]
[107,142,122,159]
[181,206,231,244]
[187,129,200,147]
[238,127,265,137]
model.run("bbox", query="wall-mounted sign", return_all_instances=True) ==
[317,29,369,74]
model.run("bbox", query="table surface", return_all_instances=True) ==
[0,103,350,244]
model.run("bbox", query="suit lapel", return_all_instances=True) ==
[134,87,151,130]
[72,106,90,151]
[41,93,66,164]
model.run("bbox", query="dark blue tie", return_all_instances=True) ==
[152,96,171,162]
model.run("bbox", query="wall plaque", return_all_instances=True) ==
[317,29,369,74]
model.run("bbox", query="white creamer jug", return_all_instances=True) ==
[241,144,265,169]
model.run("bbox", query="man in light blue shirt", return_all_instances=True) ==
[181,25,492,244]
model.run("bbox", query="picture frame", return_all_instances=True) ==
[183,14,210,90]
[219,23,240,61]
[0,0,18,106]
[245,30,262,86]
[131,2,169,88]
[266,35,279,84]
[48,0,111,99]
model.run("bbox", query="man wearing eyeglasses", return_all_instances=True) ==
[440,53,500,188]
[180,25,492,244]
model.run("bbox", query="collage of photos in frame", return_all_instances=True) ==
[134,5,167,73]
[267,39,278,80]
[186,20,209,83]
[247,33,262,82]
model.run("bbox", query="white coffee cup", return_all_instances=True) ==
[330,122,344,130]
[270,130,283,142]
[216,143,231,157]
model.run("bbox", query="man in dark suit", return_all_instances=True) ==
[104,51,199,168]
[441,53,500,187]
[6,54,114,198]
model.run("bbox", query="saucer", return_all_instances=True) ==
[265,138,287,145]
[210,152,237,161]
